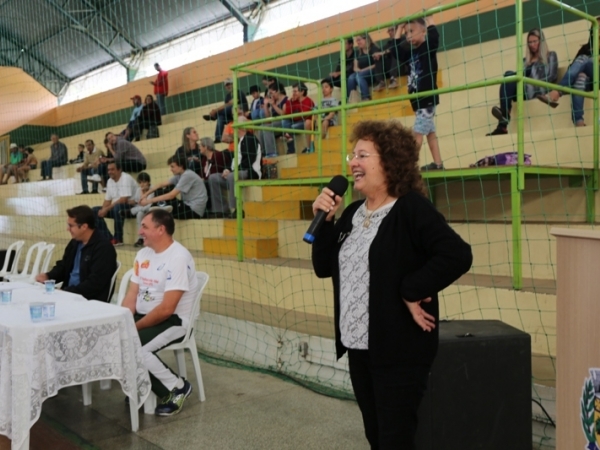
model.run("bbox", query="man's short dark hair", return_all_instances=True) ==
[321,78,334,89]
[78,143,84,148]
[144,209,175,236]
[293,83,308,96]
[408,17,426,27]
[346,37,354,45]
[67,205,96,229]
[137,172,151,183]
[249,85,260,94]
[85,139,94,145]
[108,161,122,171]
[167,155,186,167]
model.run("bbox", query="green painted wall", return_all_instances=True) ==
[8,0,600,146]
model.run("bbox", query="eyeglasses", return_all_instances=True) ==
[345,153,378,163]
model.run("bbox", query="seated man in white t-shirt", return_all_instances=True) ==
[140,155,208,219]
[122,209,199,416]
[92,161,138,246]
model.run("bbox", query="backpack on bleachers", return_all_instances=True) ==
[470,152,531,167]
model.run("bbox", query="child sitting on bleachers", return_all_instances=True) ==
[319,78,340,140]
[247,85,265,120]
[125,172,155,247]
[16,147,37,183]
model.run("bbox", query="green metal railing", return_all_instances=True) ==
[229,0,599,290]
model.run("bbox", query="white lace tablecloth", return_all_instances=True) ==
[0,288,151,449]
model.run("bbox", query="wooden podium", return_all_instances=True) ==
[551,228,600,449]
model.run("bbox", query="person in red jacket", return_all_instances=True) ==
[150,63,169,116]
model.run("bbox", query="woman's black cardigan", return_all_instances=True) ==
[311,191,473,366]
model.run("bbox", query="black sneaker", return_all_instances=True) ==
[491,106,507,122]
[134,238,144,248]
[229,209,246,219]
[202,114,212,121]
[76,191,90,195]
[214,138,221,144]
[486,127,508,136]
[421,162,444,171]
[155,380,192,416]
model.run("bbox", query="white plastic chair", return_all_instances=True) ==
[5,241,47,283]
[0,240,25,278]
[40,243,55,274]
[116,270,209,404]
[107,260,122,302]
[162,271,209,402]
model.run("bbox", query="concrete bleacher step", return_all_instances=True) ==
[203,236,278,259]
[245,200,313,220]
[279,164,343,179]
[222,219,279,239]
[261,185,319,202]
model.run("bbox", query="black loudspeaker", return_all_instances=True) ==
[416,320,532,450]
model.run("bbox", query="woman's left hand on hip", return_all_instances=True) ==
[403,297,436,332]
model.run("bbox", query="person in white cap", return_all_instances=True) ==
[202,78,249,143]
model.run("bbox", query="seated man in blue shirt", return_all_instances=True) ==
[35,205,118,301]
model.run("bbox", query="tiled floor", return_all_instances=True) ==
[20,353,368,450]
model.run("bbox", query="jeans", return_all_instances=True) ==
[171,200,204,219]
[283,120,305,154]
[93,203,131,242]
[496,71,525,126]
[119,159,146,173]
[80,167,99,193]
[261,120,284,157]
[348,349,430,450]
[215,105,233,141]
[560,58,594,124]
[156,94,167,116]
[208,171,249,213]
[40,160,63,179]
[347,69,376,100]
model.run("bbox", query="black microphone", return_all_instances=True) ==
[303,175,349,244]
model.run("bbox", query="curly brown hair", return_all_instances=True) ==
[350,120,426,198]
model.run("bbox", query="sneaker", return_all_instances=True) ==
[110,239,124,247]
[155,379,192,416]
[491,106,507,122]
[134,238,144,248]
[229,209,246,219]
[388,78,399,89]
[202,114,212,121]
[76,191,90,195]
[214,138,221,144]
[301,147,311,154]
[373,81,386,92]
[485,127,508,136]
[149,205,173,213]
[536,93,559,108]
[89,174,102,182]
[90,190,99,194]
[421,162,444,171]
[102,188,107,193]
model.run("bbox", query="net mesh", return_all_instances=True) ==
[2,0,600,447]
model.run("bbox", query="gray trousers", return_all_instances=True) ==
[208,170,249,213]
[261,120,283,156]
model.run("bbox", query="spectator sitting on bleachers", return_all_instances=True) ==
[76,139,105,195]
[16,147,37,183]
[199,137,231,180]
[262,75,284,97]
[262,85,292,157]
[40,134,68,180]
[105,132,147,172]
[284,83,315,154]
[174,127,202,176]
[329,38,356,88]
[136,94,162,139]
[372,25,410,91]
[347,33,380,102]
[122,172,158,248]
[202,78,249,144]
[221,118,237,158]
[140,155,208,220]
[69,144,85,164]
[150,63,169,116]
[124,95,144,141]
[487,28,557,135]
[395,17,443,171]
[208,117,261,219]
[0,143,23,184]
[247,85,265,120]
[318,78,341,140]
[92,161,138,247]
[537,18,599,126]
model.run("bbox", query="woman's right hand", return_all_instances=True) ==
[312,188,342,222]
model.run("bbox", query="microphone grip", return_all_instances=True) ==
[303,210,327,244]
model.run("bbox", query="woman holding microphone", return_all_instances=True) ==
[311,120,472,449]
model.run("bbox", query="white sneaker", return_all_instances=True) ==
[89,174,102,182]
[150,205,173,213]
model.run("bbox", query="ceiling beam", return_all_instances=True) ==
[217,0,261,43]
[44,0,130,69]
[78,0,143,55]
